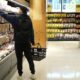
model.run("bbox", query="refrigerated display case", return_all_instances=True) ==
[46,0,80,41]
[46,12,80,41]
[0,15,16,80]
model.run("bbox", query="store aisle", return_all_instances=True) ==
[10,41,80,80]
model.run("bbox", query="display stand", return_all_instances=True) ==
[46,12,80,41]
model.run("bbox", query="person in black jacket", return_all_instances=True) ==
[0,5,35,80]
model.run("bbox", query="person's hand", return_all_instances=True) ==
[16,7,22,14]
[31,42,35,46]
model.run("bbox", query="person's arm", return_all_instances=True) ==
[0,0,21,14]
[0,12,18,24]
[0,1,21,24]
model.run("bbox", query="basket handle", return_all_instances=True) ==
[36,43,41,48]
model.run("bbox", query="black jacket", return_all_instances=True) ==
[0,12,34,44]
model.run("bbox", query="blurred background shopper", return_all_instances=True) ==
[0,0,35,80]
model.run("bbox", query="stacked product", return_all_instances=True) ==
[46,12,80,41]
[0,16,14,60]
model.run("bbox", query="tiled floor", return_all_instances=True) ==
[10,41,80,80]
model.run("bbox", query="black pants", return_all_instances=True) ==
[15,42,35,76]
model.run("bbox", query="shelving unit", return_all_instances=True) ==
[0,15,16,80]
[46,12,80,41]
[0,16,13,48]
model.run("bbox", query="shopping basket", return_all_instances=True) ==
[31,43,46,61]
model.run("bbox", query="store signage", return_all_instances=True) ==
[62,0,76,12]
[52,0,61,12]
[46,0,76,12]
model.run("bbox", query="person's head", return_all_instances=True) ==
[20,7,27,14]
[18,6,28,15]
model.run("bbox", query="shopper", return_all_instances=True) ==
[0,1,35,80]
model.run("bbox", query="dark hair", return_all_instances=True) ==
[20,7,27,15]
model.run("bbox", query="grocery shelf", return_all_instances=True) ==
[46,12,80,41]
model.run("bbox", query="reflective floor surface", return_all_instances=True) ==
[10,41,80,80]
